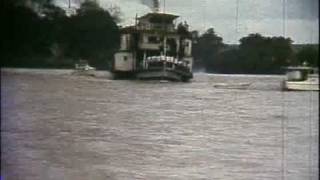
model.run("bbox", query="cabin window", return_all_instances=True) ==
[123,56,128,61]
[148,36,159,43]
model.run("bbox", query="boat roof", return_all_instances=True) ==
[138,12,179,21]
[283,66,316,70]
[120,25,136,33]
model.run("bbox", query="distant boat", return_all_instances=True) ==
[213,82,251,90]
[73,59,96,76]
[160,80,169,83]
[282,66,319,91]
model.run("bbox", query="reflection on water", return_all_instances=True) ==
[1,69,318,180]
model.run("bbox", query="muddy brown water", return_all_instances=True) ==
[1,69,318,180]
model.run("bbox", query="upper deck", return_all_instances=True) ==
[136,13,179,32]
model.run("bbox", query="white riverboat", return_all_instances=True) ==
[282,66,319,91]
[112,1,193,82]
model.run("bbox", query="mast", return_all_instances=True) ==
[282,0,286,37]
[235,0,240,41]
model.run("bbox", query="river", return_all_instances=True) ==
[1,69,318,180]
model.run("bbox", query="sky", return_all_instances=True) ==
[56,0,319,44]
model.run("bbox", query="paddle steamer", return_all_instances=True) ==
[112,0,193,81]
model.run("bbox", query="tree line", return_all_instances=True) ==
[192,28,319,74]
[1,0,120,70]
[1,0,318,73]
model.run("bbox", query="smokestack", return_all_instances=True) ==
[153,0,160,12]
[140,0,160,12]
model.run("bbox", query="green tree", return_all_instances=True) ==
[1,0,120,69]
[239,33,266,73]
[212,49,242,74]
[177,22,190,36]
[269,36,294,67]
[192,28,225,72]
[62,1,120,69]
[238,33,293,73]
[1,1,49,67]
[1,0,70,68]
[209,34,294,74]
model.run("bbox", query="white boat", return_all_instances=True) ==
[73,59,96,76]
[75,59,95,71]
[213,83,251,90]
[282,66,319,91]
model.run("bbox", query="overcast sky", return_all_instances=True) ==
[57,0,319,44]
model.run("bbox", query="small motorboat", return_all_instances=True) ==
[282,66,319,91]
[73,59,96,76]
[213,82,251,90]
